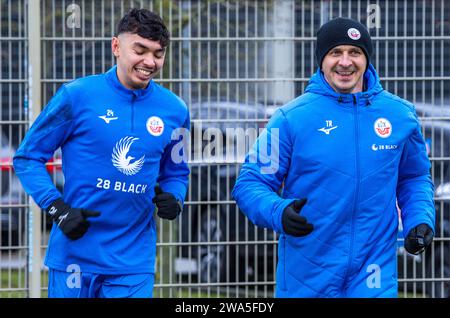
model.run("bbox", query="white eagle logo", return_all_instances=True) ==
[111,136,145,176]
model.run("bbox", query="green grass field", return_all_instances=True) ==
[0,270,424,298]
[1,269,216,298]
[0,269,48,298]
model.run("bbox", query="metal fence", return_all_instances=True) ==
[0,0,449,298]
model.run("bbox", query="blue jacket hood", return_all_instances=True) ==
[305,63,384,105]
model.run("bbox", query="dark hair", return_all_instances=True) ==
[116,8,170,47]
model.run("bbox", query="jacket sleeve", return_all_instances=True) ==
[231,109,295,234]
[397,111,435,238]
[157,109,190,204]
[13,85,75,209]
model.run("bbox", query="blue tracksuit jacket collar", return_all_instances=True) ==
[305,63,383,106]
[105,65,154,100]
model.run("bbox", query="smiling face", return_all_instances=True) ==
[112,32,166,90]
[321,45,367,94]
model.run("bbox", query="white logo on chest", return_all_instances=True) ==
[111,136,145,176]
[374,118,392,138]
[146,116,164,136]
[318,120,338,135]
[99,109,118,123]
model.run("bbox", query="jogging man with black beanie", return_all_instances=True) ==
[233,17,435,297]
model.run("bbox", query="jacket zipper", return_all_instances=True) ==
[283,235,287,291]
[344,94,360,290]
[131,94,137,132]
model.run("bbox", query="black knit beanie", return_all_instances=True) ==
[315,17,373,69]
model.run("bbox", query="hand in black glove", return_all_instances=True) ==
[281,199,314,237]
[404,223,434,255]
[152,185,182,220]
[46,199,101,240]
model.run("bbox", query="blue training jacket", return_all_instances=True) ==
[232,64,435,297]
[13,66,190,274]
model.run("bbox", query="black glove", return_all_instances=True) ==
[152,185,182,220]
[281,199,314,237]
[46,199,101,240]
[404,223,434,255]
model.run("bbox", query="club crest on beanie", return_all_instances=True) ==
[315,17,373,69]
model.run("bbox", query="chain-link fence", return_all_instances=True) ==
[0,0,449,298]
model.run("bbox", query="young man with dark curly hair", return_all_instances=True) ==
[14,8,189,298]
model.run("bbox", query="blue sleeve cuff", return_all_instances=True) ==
[158,179,188,205]
[402,216,435,239]
[272,199,295,234]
